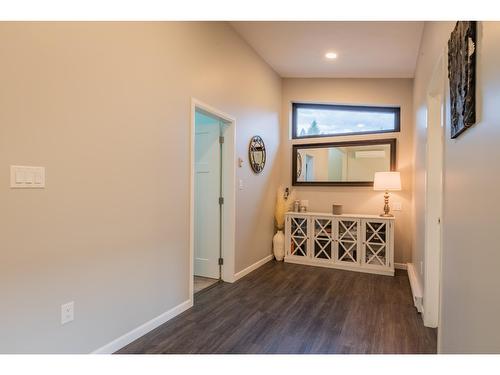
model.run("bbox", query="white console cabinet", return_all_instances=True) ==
[285,212,394,276]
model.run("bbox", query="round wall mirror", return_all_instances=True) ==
[249,135,266,173]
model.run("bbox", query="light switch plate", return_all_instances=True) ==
[10,166,45,188]
[392,201,402,211]
[61,301,74,325]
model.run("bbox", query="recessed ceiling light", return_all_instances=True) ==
[325,52,338,60]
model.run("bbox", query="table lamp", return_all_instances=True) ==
[373,172,401,217]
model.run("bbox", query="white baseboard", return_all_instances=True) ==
[92,299,193,354]
[394,262,408,270]
[407,263,424,313]
[233,254,274,281]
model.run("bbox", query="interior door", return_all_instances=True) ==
[194,113,221,279]
[424,56,445,328]
[305,155,314,181]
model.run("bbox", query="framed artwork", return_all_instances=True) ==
[448,21,477,139]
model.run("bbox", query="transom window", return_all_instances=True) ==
[292,103,400,139]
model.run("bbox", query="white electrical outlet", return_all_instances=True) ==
[392,201,402,211]
[61,301,74,325]
[420,261,424,276]
[239,179,244,190]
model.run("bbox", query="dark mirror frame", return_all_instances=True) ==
[292,138,397,187]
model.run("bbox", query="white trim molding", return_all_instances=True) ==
[394,262,408,270]
[423,52,446,330]
[407,263,424,313]
[92,299,193,354]
[233,254,274,282]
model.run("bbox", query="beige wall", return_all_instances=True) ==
[0,22,281,353]
[298,148,330,181]
[281,78,414,263]
[414,21,500,353]
[345,147,390,181]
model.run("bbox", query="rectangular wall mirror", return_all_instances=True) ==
[292,138,396,186]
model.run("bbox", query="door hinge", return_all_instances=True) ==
[218,257,224,265]
[219,136,224,144]
[219,197,224,205]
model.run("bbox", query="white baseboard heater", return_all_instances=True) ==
[407,263,424,313]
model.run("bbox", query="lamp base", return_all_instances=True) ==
[379,213,394,217]
[380,190,394,217]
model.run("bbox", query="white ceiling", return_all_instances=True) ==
[230,22,424,78]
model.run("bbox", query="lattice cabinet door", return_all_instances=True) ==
[312,216,334,261]
[362,219,392,269]
[335,218,360,264]
[286,215,310,258]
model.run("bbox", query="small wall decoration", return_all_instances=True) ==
[249,135,266,173]
[448,21,477,139]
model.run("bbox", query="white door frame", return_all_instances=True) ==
[190,98,236,299]
[423,52,446,329]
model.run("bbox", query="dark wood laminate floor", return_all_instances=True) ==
[118,261,437,354]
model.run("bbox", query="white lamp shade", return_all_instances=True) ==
[373,172,401,191]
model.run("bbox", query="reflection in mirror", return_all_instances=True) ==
[292,139,396,186]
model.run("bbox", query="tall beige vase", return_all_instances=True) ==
[273,230,285,261]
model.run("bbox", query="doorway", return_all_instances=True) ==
[194,109,224,285]
[305,154,314,181]
[424,54,445,329]
[190,99,236,299]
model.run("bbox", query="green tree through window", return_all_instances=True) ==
[307,120,320,135]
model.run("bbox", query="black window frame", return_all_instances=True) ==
[291,102,401,140]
